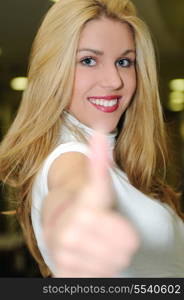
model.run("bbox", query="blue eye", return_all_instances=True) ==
[80,57,96,66]
[117,58,134,68]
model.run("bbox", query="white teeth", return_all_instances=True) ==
[89,98,118,107]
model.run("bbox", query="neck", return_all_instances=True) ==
[62,110,117,151]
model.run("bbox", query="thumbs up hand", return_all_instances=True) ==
[43,131,139,277]
[78,131,115,210]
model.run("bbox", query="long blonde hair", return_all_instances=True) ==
[0,0,183,277]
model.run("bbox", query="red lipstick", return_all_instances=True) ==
[88,95,121,100]
[87,95,121,113]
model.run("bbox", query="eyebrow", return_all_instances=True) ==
[77,48,136,56]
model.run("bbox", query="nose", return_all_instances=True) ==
[99,64,123,90]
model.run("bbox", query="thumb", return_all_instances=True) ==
[84,130,115,209]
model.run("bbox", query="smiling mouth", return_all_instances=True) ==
[87,97,121,113]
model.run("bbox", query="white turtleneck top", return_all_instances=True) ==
[31,111,184,277]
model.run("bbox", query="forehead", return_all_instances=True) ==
[78,17,135,50]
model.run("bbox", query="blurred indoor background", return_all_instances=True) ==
[0,0,184,277]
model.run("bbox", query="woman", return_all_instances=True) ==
[0,0,184,277]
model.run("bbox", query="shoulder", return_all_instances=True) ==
[42,141,89,175]
[45,141,90,191]
[32,141,90,206]
[48,149,89,191]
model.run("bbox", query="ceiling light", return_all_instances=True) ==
[50,0,59,3]
[10,77,28,91]
[169,79,184,92]
[168,102,184,112]
[168,91,184,112]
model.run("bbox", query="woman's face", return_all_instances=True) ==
[68,17,136,133]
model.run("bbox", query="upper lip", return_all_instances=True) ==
[88,95,121,100]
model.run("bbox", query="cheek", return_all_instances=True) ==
[70,70,94,109]
[126,70,137,94]
[72,68,94,97]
